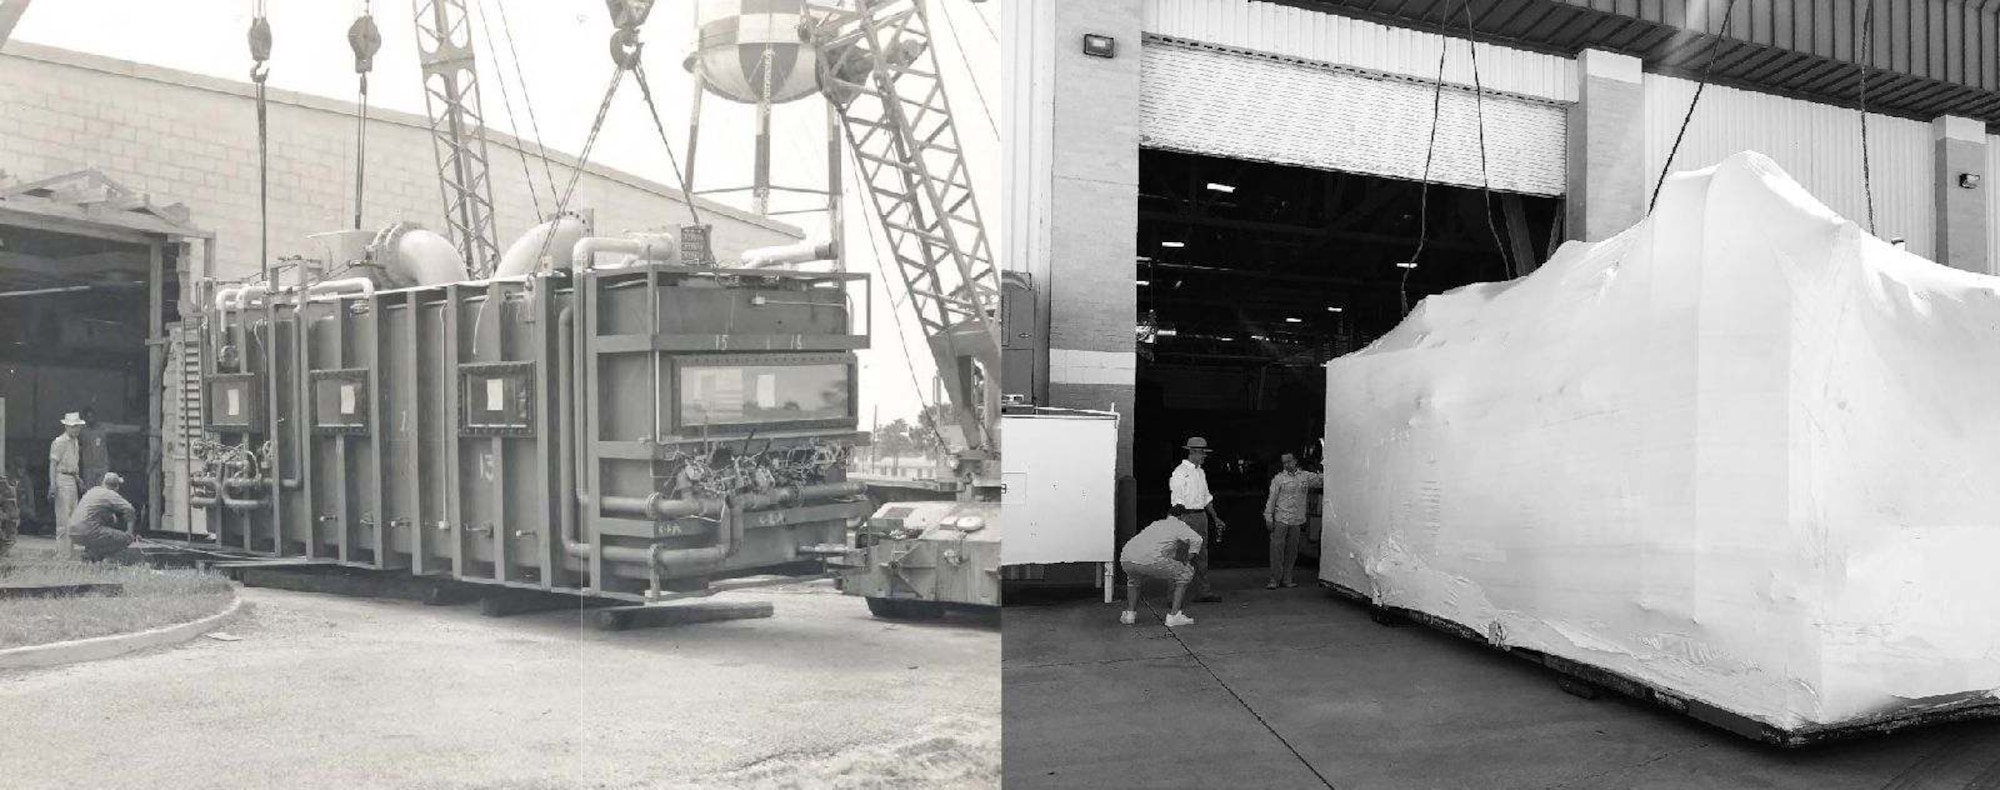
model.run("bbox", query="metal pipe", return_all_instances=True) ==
[302,277,375,302]
[571,235,678,271]
[740,238,836,269]
[581,483,869,568]
[190,495,219,509]
[221,494,269,511]
[557,304,582,556]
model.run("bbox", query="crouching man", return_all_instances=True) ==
[1119,510,1206,628]
[70,473,142,565]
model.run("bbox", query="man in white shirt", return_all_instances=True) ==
[1118,515,1203,627]
[1262,452,1323,589]
[1168,436,1227,603]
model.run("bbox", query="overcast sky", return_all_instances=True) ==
[13,0,1002,430]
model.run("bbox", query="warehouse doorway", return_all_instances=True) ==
[0,171,204,536]
[1133,150,1561,570]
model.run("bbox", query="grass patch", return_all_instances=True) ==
[0,540,235,650]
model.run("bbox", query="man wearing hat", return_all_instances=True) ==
[1168,436,1227,602]
[48,412,85,549]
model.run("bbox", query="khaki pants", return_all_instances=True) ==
[1268,520,1304,584]
[53,475,80,550]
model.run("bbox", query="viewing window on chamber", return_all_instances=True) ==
[310,370,370,434]
[679,363,851,428]
[460,362,535,436]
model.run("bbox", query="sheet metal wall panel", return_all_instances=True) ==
[1548,0,2000,92]
[1642,72,1936,259]
[1990,133,2000,273]
[1141,41,1570,195]
[1144,0,1580,102]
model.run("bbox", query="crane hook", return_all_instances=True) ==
[348,14,382,75]
[247,16,273,84]
[609,26,644,70]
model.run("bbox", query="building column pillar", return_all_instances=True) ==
[1566,49,1646,243]
[1932,115,1990,274]
[1029,0,1142,480]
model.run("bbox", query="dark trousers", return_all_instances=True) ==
[1177,511,1213,595]
[77,528,138,564]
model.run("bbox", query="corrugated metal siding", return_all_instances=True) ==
[1142,0,1579,103]
[1002,0,1055,278]
[1141,42,1569,195]
[1989,134,2000,274]
[1642,73,1936,260]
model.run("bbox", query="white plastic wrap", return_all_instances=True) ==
[1319,152,2000,731]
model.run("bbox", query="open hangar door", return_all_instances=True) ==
[1134,148,1560,571]
[0,172,200,538]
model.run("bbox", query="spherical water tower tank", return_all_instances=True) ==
[692,0,820,105]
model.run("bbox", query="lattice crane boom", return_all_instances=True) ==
[414,0,503,278]
[810,0,1003,467]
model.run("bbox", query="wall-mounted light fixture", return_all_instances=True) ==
[1082,33,1116,58]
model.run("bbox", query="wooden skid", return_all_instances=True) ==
[1319,579,2000,747]
[237,567,479,606]
[587,601,775,632]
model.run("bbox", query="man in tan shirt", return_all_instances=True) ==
[48,412,84,549]
[1262,452,1322,589]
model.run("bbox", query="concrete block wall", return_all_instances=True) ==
[0,42,798,284]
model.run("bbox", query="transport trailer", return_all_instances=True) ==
[192,260,878,602]
[837,499,1000,618]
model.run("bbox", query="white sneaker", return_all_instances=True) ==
[1163,612,1195,628]
[1119,610,1136,625]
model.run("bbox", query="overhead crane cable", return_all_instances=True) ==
[1652,0,1741,213]
[1460,1,1513,280]
[936,0,999,138]
[248,1,272,286]
[1858,0,1878,235]
[531,66,625,269]
[349,1,382,229]
[470,0,545,219]
[1401,0,1452,317]
[487,0,562,210]
[632,62,704,228]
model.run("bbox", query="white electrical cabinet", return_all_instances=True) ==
[1000,409,1117,566]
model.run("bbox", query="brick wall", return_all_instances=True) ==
[0,41,798,282]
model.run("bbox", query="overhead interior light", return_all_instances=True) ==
[1137,255,1152,262]
[1205,182,1236,193]
[1395,261,1419,269]
[1216,336,1235,342]
[1284,317,1302,323]
[1161,241,1186,248]
[1136,279,1151,286]
[1250,334,1269,341]
[1327,306,1344,313]
[1157,328,1178,337]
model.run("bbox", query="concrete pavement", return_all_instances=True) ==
[1,580,998,789]
[1004,567,2000,790]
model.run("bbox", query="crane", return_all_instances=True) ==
[414,0,504,278]
[807,0,1003,496]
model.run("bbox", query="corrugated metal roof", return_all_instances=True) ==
[1281,0,2000,127]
